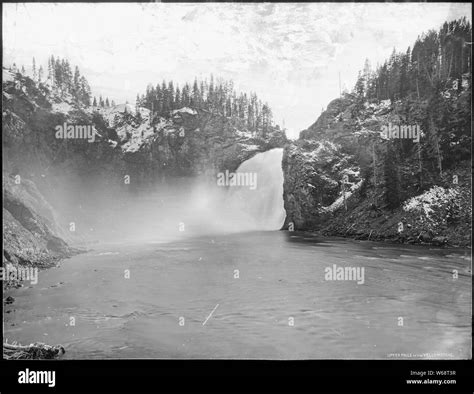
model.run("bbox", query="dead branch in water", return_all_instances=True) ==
[3,341,65,360]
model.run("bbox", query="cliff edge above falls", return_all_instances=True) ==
[3,67,287,190]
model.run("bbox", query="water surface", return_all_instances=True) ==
[4,232,471,359]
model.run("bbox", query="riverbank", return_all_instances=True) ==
[316,184,472,248]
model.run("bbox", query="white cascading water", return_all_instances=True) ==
[178,148,286,236]
[224,148,286,231]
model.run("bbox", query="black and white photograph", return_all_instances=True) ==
[1,1,472,378]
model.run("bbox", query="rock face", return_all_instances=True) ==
[3,68,288,191]
[3,175,73,270]
[282,140,355,230]
[282,95,371,230]
[300,96,358,142]
[2,68,289,266]
[282,96,365,231]
[98,105,287,187]
[281,91,471,246]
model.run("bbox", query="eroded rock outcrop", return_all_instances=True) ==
[3,175,73,276]
[281,91,471,246]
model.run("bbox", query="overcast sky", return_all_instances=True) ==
[3,3,471,138]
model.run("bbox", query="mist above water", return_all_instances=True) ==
[163,147,286,238]
[49,148,286,245]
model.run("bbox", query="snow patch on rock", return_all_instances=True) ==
[51,101,73,114]
[3,68,15,83]
[403,186,459,220]
[172,107,197,116]
[240,144,260,151]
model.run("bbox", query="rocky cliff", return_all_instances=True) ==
[2,67,288,273]
[3,68,287,189]
[3,175,75,288]
[282,92,471,247]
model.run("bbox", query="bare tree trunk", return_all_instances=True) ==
[417,141,423,188]
[429,114,443,176]
[342,182,347,211]
[435,135,442,176]
[447,52,454,81]
[438,44,442,80]
[416,55,421,99]
[372,141,377,204]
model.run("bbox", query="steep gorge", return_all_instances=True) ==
[2,67,289,266]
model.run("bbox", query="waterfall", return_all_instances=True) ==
[173,148,286,236]
[224,148,286,231]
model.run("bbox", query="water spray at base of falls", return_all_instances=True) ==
[185,148,286,234]
[59,148,287,244]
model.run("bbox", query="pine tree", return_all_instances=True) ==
[208,74,215,110]
[48,56,54,84]
[32,57,37,81]
[225,97,232,117]
[354,71,365,97]
[200,81,206,104]
[175,86,181,108]
[73,66,80,95]
[383,144,400,209]
[79,76,91,106]
[93,97,97,107]
[427,112,443,177]
[192,78,200,108]
[38,66,43,83]
[399,47,410,98]
[387,48,401,100]
[161,80,169,114]
[65,59,73,93]
[135,95,141,119]
[182,83,190,108]
[155,84,162,115]
[54,58,63,93]
[362,58,371,96]
[261,103,272,137]
[168,81,175,110]
[217,84,225,114]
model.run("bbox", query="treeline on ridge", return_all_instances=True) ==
[137,75,276,135]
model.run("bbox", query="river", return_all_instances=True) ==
[4,231,471,359]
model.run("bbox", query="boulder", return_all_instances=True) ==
[432,236,448,246]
